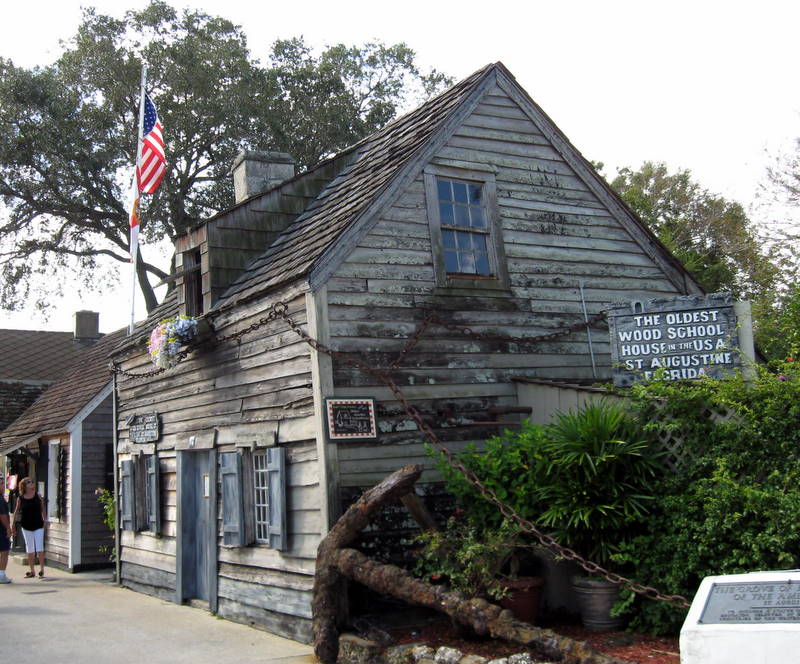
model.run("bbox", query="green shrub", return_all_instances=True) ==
[414,516,521,600]
[428,399,662,571]
[429,421,548,530]
[615,359,800,635]
[95,487,116,561]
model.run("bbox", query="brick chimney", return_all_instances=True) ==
[73,310,100,344]
[231,150,296,203]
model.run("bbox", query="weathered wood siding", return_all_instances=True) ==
[328,84,686,489]
[80,396,114,567]
[115,289,321,642]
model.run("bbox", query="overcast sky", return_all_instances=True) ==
[2,0,798,332]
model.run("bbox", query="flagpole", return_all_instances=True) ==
[129,63,148,335]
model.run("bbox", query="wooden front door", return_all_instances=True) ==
[177,450,216,606]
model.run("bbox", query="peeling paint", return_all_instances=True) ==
[377,419,418,433]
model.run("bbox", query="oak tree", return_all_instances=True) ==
[0,1,450,313]
[611,161,778,298]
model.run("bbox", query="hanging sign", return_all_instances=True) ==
[325,398,378,440]
[607,293,744,387]
[127,412,161,443]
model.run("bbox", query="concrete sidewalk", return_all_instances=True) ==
[0,565,315,664]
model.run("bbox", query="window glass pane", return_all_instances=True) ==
[456,230,472,249]
[452,181,468,204]
[470,206,485,228]
[461,252,476,274]
[475,252,491,275]
[437,178,452,202]
[455,204,470,227]
[439,201,454,225]
[472,233,488,252]
[444,250,459,273]
[468,184,482,205]
[442,229,456,249]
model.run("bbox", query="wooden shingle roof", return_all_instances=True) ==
[0,329,90,382]
[0,328,127,452]
[213,62,499,311]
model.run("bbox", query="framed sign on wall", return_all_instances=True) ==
[325,398,378,440]
[127,412,161,443]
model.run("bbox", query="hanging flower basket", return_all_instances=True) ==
[147,315,199,368]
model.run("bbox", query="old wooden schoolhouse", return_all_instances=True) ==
[110,62,702,642]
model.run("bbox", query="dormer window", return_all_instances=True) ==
[184,249,204,316]
[424,165,509,290]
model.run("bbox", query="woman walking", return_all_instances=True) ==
[12,477,46,578]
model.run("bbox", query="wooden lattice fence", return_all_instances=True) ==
[516,378,740,472]
[647,402,739,472]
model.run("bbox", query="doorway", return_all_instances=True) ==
[177,450,217,607]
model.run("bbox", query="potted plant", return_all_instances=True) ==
[537,399,664,631]
[147,315,200,368]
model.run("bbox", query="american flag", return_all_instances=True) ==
[137,94,166,194]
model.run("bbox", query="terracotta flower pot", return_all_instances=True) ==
[499,576,545,624]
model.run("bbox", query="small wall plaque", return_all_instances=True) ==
[128,412,161,444]
[325,398,378,440]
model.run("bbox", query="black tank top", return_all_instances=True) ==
[19,495,44,531]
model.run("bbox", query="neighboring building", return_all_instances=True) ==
[0,311,101,433]
[110,62,702,642]
[0,326,125,571]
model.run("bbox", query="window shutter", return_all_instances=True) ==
[266,447,287,551]
[134,455,148,532]
[146,455,161,534]
[57,447,67,520]
[220,452,244,547]
[120,460,134,531]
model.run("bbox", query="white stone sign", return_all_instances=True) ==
[681,570,800,663]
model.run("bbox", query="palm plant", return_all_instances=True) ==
[535,399,664,567]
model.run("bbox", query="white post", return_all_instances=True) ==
[129,63,148,335]
[734,300,756,383]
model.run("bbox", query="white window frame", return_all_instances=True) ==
[46,439,60,520]
[424,165,509,290]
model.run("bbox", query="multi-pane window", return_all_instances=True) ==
[425,167,508,290]
[253,451,270,544]
[436,178,491,276]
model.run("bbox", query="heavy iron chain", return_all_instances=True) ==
[110,299,690,609]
